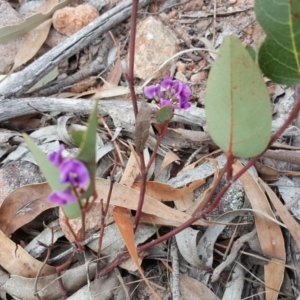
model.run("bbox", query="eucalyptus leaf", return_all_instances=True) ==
[256,0,300,85]
[205,35,272,158]
[0,0,71,44]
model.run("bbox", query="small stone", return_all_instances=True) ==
[52,4,99,36]
[134,16,179,80]
[229,0,237,4]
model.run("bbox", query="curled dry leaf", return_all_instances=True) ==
[1,263,96,299]
[179,274,220,300]
[0,182,55,236]
[96,178,209,227]
[132,178,205,211]
[113,211,161,300]
[134,101,152,153]
[233,160,285,300]
[0,229,55,277]
[260,179,300,251]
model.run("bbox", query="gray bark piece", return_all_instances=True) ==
[0,0,152,98]
[0,98,207,130]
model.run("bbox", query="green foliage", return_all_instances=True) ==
[23,135,81,219]
[156,106,173,124]
[256,0,300,85]
[24,102,99,219]
[205,35,272,158]
[75,103,98,201]
[245,45,256,62]
[71,130,85,147]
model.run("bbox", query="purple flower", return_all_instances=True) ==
[48,145,64,167]
[59,158,89,188]
[49,188,77,205]
[144,77,191,110]
[161,77,175,89]
[160,99,174,110]
[144,84,161,99]
[176,82,191,101]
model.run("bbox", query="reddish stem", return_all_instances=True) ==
[97,94,300,277]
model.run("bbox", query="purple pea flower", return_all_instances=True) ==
[49,188,77,205]
[160,99,174,110]
[144,77,191,110]
[176,82,191,109]
[48,145,65,167]
[59,158,89,189]
[144,84,161,99]
[161,77,175,89]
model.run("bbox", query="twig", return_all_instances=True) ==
[171,238,180,300]
[0,0,152,98]
[96,154,117,277]
[97,94,300,278]
[34,224,55,300]
[33,34,113,97]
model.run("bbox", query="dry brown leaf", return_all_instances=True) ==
[96,178,209,227]
[135,101,152,153]
[104,55,122,86]
[186,159,224,216]
[155,150,181,179]
[179,274,219,300]
[0,229,55,277]
[254,161,279,181]
[9,181,209,230]
[120,150,140,187]
[260,179,300,251]
[132,179,205,211]
[181,149,222,173]
[59,202,115,242]
[113,211,161,300]
[11,19,52,72]
[2,263,96,299]
[233,160,285,300]
[0,183,56,236]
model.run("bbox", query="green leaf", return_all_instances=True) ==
[23,135,68,191]
[23,135,81,219]
[71,130,85,147]
[62,202,81,219]
[255,0,300,85]
[156,106,173,124]
[245,45,256,62]
[205,35,272,158]
[76,102,99,199]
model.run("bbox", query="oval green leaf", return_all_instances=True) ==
[156,106,173,124]
[256,0,300,85]
[205,35,272,158]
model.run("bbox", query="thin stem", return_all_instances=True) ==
[133,133,165,231]
[96,154,117,277]
[133,152,146,231]
[96,94,300,278]
[127,0,140,117]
